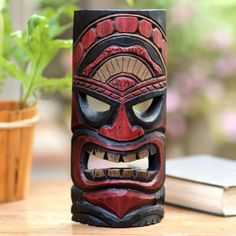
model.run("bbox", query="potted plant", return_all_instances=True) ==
[0,2,72,202]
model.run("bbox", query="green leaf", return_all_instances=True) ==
[28,15,47,34]
[39,0,76,9]
[1,5,73,107]
[0,57,25,83]
[34,39,72,77]
[54,39,72,49]
[39,5,74,38]
[13,14,72,106]
[33,76,72,93]
[126,0,134,6]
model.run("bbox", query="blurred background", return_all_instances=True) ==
[1,0,236,180]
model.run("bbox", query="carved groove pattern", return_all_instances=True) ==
[72,10,167,228]
[73,14,167,72]
[74,76,167,101]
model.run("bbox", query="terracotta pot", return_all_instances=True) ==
[0,101,38,202]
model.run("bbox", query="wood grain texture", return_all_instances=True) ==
[72,11,167,226]
[0,181,235,235]
[0,101,37,202]
[94,56,152,82]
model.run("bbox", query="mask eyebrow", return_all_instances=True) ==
[73,86,120,107]
[125,88,166,106]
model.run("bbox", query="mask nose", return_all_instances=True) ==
[98,103,144,141]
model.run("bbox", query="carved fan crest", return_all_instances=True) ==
[93,56,152,83]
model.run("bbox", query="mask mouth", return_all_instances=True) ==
[82,143,160,182]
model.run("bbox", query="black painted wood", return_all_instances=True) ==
[72,10,167,227]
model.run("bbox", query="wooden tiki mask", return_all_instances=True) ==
[71,10,167,227]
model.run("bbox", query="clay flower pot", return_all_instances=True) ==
[0,101,38,202]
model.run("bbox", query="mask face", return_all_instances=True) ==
[72,10,167,227]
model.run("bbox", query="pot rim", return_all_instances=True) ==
[0,101,37,113]
[0,101,38,125]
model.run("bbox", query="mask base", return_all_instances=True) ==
[71,185,165,227]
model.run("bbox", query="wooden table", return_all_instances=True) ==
[0,181,235,235]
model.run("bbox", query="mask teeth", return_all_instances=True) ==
[85,145,157,163]
[107,153,120,162]
[95,149,105,159]
[123,153,136,162]
[138,149,149,159]
[83,168,158,182]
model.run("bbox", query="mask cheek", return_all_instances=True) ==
[72,94,84,128]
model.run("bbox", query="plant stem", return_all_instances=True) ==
[21,54,41,107]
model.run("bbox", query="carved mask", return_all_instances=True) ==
[71,10,167,227]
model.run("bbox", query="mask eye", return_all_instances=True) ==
[133,99,153,113]
[78,92,114,127]
[132,95,164,124]
[87,95,110,112]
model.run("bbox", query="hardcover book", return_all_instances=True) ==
[166,155,236,216]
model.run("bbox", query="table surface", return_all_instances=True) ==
[0,181,235,236]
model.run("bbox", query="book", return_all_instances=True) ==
[165,155,236,216]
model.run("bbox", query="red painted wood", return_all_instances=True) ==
[141,87,149,93]
[82,45,163,77]
[109,77,137,91]
[84,189,155,218]
[72,11,167,226]
[161,40,167,63]
[103,90,112,96]
[73,75,166,101]
[152,28,163,48]
[73,43,83,71]
[82,28,97,49]
[115,17,138,33]
[71,134,165,193]
[133,90,142,96]
[111,93,120,99]
[98,103,144,141]
[139,20,153,38]
[96,19,114,38]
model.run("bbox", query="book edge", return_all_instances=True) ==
[166,175,236,189]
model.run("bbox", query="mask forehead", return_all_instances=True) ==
[73,14,167,69]
[73,14,167,102]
